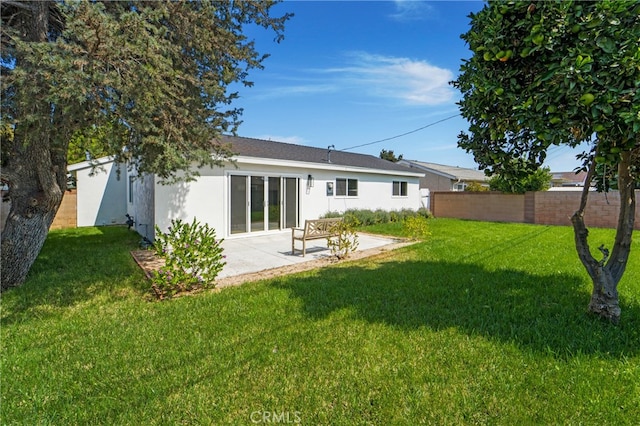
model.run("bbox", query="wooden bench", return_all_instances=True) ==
[291,217,343,256]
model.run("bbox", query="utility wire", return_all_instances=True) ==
[339,113,460,152]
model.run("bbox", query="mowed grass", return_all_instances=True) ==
[1,220,639,424]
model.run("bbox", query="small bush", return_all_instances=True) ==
[151,218,226,299]
[327,217,360,259]
[403,215,431,240]
[465,181,489,192]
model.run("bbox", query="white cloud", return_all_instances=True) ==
[248,52,455,106]
[327,52,455,106]
[252,83,337,100]
[390,0,435,21]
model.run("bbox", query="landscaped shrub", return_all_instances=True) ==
[323,208,432,226]
[403,215,431,240]
[151,218,226,299]
[464,181,490,192]
[326,216,360,259]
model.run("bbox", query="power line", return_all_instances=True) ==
[339,113,460,152]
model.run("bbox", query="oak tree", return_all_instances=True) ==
[0,1,290,290]
[452,0,639,322]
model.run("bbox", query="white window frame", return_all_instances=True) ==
[336,178,358,197]
[454,182,466,192]
[128,175,134,203]
[392,180,408,197]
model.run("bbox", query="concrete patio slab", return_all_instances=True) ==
[218,231,404,280]
[131,231,412,290]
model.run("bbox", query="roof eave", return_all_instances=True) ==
[67,155,118,172]
[231,155,424,178]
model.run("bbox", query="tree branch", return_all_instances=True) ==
[1,1,34,11]
[571,156,598,276]
[607,150,637,281]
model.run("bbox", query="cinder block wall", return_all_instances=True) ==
[432,190,640,230]
[531,191,638,228]
[50,189,77,230]
[431,191,525,223]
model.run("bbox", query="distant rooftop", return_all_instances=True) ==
[551,171,587,187]
[399,160,488,182]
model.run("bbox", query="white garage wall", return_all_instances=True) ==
[74,160,127,227]
[128,169,156,241]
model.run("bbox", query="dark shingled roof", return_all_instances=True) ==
[219,135,419,174]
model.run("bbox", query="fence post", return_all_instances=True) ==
[524,192,535,224]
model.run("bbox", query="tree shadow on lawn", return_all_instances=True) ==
[1,227,147,325]
[271,259,640,358]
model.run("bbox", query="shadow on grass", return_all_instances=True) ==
[1,226,147,325]
[271,259,640,358]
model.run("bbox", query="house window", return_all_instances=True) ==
[336,178,358,197]
[392,181,408,196]
[454,182,466,191]
[128,176,134,203]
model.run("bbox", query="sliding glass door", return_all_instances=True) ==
[230,175,299,235]
[230,175,247,234]
[251,176,265,232]
[284,177,298,229]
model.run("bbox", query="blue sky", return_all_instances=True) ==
[232,0,587,172]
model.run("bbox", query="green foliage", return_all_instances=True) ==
[326,216,360,259]
[151,218,225,299]
[452,1,638,320]
[1,0,291,289]
[452,0,639,183]
[591,152,640,192]
[323,208,432,226]
[402,215,431,240]
[2,1,291,181]
[489,166,552,193]
[379,149,403,162]
[464,181,489,192]
[67,123,127,165]
[0,122,14,169]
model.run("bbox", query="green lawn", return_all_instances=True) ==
[2,220,639,424]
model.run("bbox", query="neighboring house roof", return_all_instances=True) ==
[221,135,422,176]
[551,171,587,187]
[398,160,488,182]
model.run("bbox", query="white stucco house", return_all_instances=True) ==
[67,156,128,227]
[127,135,424,240]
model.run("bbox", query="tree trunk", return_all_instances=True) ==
[0,1,69,290]
[572,209,622,323]
[586,263,621,323]
[572,151,636,324]
[1,201,61,290]
[1,130,66,291]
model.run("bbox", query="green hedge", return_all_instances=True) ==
[322,208,432,226]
